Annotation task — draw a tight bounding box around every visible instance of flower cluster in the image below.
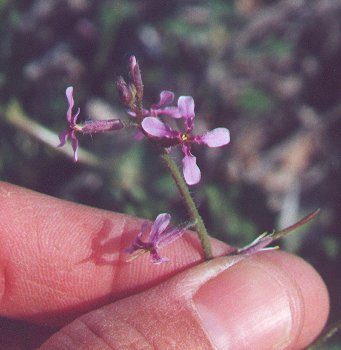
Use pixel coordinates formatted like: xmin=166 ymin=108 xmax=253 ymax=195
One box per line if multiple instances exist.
xmin=58 ymin=56 xmax=231 ymax=264
xmin=58 ymin=87 xmax=124 ymax=161
xmin=125 ymin=213 xmax=189 ymax=264
xmin=115 ymin=56 xmax=230 ymax=185
xmin=141 ymin=95 xmax=230 ymax=185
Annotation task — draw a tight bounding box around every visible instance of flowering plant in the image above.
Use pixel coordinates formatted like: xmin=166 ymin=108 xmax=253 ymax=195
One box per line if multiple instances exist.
xmin=58 ymin=56 xmax=319 ymax=264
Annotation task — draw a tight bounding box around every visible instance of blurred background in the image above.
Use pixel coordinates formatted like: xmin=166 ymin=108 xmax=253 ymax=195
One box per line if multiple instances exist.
xmin=0 ymin=0 xmax=341 ymax=347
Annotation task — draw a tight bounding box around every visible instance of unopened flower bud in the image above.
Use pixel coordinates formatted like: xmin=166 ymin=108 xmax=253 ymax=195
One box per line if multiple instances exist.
xmin=129 ymin=55 xmax=143 ymax=99
xmin=116 ymin=76 xmax=134 ymax=107
xmin=80 ymin=119 xmax=124 ymax=134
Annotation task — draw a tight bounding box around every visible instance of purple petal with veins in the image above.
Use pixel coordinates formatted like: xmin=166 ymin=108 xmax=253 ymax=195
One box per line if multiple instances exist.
xmin=157 ymin=91 xmax=175 ymax=107
xmin=142 ymin=117 xmax=177 ymax=138
xmin=58 ymin=130 xmax=70 ymax=147
xmin=65 ymin=87 xmax=74 ymax=123
xmin=199 ymin=127 xmax=230 ymax=147
xmin=71 ymin=132 xmax=79 ymax=162
xmin=149 ymin=213 xmax=171 ymax=242
xmin=134 ymin=130 xmax=145 ymax=140
xmin=178 ymin=96 xmax=195 ymax=121
xmin=157 ymin=225 xmax=186 ymax=248
xmin=157 ymin=107 xmax=182 ymax=119
xmin=73 ymin=108 xmax=80 ymax=124
xmin=182 ymin=154 xmax=201 ymax=185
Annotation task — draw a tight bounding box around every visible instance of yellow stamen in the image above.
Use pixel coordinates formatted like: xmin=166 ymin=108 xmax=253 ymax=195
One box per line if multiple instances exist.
xmin=181 ymin=133 xmax=188 ymax=142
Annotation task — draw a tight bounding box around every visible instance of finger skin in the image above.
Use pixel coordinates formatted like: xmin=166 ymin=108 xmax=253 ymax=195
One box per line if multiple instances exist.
xmin=0 ymin=182 xmax=329 ymax=349
xmin=0 ymin=182 xmax=230 ymax=325
xmin=40 ymin=252 xmax=329 ymax=350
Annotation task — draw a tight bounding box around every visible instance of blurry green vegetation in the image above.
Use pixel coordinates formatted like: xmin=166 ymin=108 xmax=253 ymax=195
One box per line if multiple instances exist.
xmin=323 ymin=237 xmax=340 ymax=260
xmin=245 ymin=36 xmax=293 ymax=59
xmin=237 ymin=86 xmax=275 ymax=114
xmin=94 ymin=1 xmax=136 ymax=73
xmin=204 ymin=184 xmax=257 ymax=244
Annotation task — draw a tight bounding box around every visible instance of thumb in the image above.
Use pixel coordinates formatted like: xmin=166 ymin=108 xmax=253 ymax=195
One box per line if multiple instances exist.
xmin=40 ymin=252 xmax=329 ymax=350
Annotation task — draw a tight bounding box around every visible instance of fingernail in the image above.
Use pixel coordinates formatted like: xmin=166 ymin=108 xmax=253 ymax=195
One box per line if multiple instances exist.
xmin=193 ymin=258 xmax=302 ymax=349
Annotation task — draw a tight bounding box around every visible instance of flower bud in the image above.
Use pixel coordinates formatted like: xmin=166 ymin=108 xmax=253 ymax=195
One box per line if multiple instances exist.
xmin=80 ymin=119 xmax=124 ymax=134
xmin=116 ymin=76 xmax=134 ymax=107
xmin=129 ymin=55 xmax=143 ymax=99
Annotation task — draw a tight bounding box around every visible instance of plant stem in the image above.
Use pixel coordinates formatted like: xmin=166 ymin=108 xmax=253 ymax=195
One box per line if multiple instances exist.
xmin=161 ymin=151 xmax=213 ymax=259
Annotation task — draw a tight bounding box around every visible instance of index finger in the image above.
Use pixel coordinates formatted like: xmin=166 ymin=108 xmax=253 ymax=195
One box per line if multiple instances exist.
xmin=0 ymin=182 xmax=231 ymax=326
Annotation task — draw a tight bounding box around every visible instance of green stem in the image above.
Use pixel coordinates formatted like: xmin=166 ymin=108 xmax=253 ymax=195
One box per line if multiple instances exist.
xmin=161 ymin=151 xmax=213 ymax=259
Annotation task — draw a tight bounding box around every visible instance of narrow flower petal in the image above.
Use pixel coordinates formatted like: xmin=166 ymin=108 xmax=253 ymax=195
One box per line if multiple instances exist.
xmin=71 ymin=132 xmax=79 ymax=162
xmin=157 ymin=91 xmax=175 ymax=106
xmin=58 ymin=130 xmax=70 ymax=147
xmin=73 ymin=107 xmax=80 ymax=125
xmin=159 ymin=107 xmax=182 ymax=119
xmin=127 ymin=109 xmax=149 ymax=117
xmin=149 ymin=213 xmax=171 ymax=242
xmin=125 ymin=222 xmax=149 ymax=254
xmin=133 ymin=130 xmax=145 ymax=140
xmin=178 ymin=96 xmax=195 ymax=121
xmin=182 ymin=154 xmax=201 ymax=185
xmin=199 ymin=127 xmax=231 ymax=147
xmin=65 ymin=87 xmax=74 ymax=123
xmin=142 ymin=117 xmax=176 ymax=138
xmin=157 ymin=226 xmax=186 ymax=248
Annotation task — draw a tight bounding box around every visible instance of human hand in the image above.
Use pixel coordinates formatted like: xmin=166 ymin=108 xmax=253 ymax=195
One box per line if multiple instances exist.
xmin=0 ymin=182 xmax=329 ymax=349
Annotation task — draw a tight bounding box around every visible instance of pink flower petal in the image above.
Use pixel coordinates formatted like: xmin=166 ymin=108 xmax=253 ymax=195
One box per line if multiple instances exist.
xmin=73 ymin=108 xmax=80 ymax=125
xmin=58 ymin=130 xmax=70 ymax=147
xmin=142 ymin=117 xmax=175 ymax=138
xmin=133 ymin=130 xmax=145 ymax=140
xmin=158 ymin=226 xmax=186 ymax=248
xmin=157 ymin=91 xmax=175 ymax=106
xmin=199 ymin=128 xmax=230 ymax=147
xmin=161 ymin=107 xmax=182 ymax=119
xmin=178 ymin=96 xmax=195 ymax=121
xmin=65 ymin=87 xmax=74 ymax=124
xmin=71 ymin=132 xmax=79 ymax=162
xmin=125 ymin=222 xmax=149 ymax=254
xmin=182 ymin=154 xmax=201 ymax=185
xmin=150 ymin=213 xmax=171 ymax=241
xmin=128 ymin=109 xmax=150 ymax=117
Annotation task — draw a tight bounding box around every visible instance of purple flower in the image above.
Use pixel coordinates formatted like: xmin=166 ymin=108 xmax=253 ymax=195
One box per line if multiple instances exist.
xmin=58 ymin=87 xmax=124 ymax=161
xmin=141 ymin=96 xmax=230 ymax=185
xmin=125 ymin=213 xmax=188 ymax=264
xmin=128 ymin=90 xmax=181 ymax=119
